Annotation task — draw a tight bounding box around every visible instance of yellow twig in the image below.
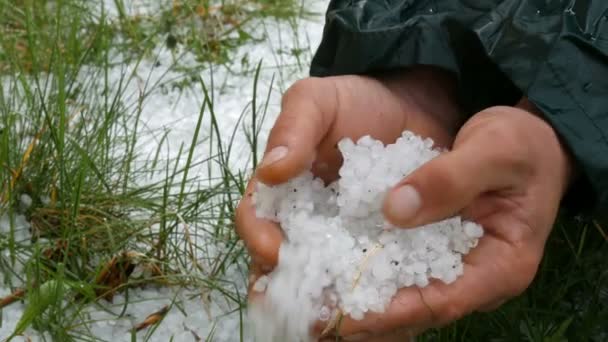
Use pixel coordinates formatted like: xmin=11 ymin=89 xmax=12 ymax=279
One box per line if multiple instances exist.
xmin=133 ymin=305 xmax=170 ymax=332
xmin=321 ymin=243 xmax=384 ymax=337
xmin=0 ymin=288 xmax=26 ymax=309
xmin=2 ymin=110 xmax=81 ymax=204
xmin=1 ymin=129 xmax=43 ymax=204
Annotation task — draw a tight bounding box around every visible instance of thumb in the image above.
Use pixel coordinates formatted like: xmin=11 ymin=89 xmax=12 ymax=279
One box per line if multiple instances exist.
xmin=255 ymin=78 xmax=337 ymax=185
xmin=382 ymin=134 xmax=523 ymax=228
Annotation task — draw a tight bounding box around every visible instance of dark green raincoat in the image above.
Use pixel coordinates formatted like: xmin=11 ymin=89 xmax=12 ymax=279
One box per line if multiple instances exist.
xmin=309 ymin=0 xmax=608 ymax=213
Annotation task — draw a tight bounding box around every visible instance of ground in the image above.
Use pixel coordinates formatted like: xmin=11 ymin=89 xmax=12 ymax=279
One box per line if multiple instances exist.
xmin=0 ymin=1 xmax=606 ymax=341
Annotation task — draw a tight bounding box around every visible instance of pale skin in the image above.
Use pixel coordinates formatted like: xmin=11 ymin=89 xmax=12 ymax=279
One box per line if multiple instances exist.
xmin=235 ymin=66 xmax=575 ymax=341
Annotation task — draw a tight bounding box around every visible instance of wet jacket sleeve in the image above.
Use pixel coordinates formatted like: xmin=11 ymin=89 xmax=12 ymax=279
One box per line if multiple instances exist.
xmin=309 ymin=0 xmax=608 ymax=213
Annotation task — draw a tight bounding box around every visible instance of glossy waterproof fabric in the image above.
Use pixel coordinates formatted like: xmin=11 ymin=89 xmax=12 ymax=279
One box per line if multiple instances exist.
xmin=309 ymin=0 xmax=608 ymax=213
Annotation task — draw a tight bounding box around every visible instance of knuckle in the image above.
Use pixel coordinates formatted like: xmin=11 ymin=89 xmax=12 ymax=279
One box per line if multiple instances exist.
xmin=421 ymin=161 xmax=468 ymax=200
xmin=486 ymin=120 xmax=528 ymax=165
xmin=282 ymin=77 xmax=319 ymax=104
xmin=268 ymin=112 xmax=296 ymax=138
xmin=272 ymin=77 xmax=332 ymax=145
xmin=478 ymin=120 xmax=533 ymax=179
xmin=483 ymin=122 xmax=519 ymax=153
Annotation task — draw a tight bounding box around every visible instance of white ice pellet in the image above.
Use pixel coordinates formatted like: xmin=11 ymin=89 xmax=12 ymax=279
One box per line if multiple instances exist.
xmin=318 ymin=306 xmax=331 ymax=321
xmin=19 ymin=194 xmax=33 ymax=209
xmin=464 ymin=221 xmax=484 ymax=238
xmin=414 ymin=274 xmax=430 ymax=287
xmin=374 ymin=263 xmax=392 ymax=280
xmin=248 ymin=131 xmax=484 ymax=342
xmin=253 ymin=275 xmax=270 ymax=293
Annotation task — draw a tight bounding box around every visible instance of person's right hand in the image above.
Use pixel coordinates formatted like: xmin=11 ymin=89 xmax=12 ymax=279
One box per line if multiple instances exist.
xmin=235 ymin=66 xmax=463 ymax=306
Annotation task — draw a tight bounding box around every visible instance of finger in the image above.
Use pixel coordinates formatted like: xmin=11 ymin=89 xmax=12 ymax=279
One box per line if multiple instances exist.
xmin=332 ymin=235 xmax=525 ymax=337
xmin=255 ymin=78 xmax=338 ymax=185
xmin=247 ymin=262 xmax=262 ymax=292
xmin=330 ymin=325 xmax=420 ymax=342
xmin=382 ymin=128 xmax=529 ymax=228
xmin=235 ymin=179 xmax=283 ymax=267
xmin=320 ymin=328 xmax=417 ymax=342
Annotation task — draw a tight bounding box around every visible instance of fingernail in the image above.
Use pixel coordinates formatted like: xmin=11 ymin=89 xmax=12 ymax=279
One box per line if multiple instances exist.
xmin=386 ymin=185 xmax=422 ymax=223
xmin=259 ymin=146 xmax=288 ymax=168
xmin=344 ymin=332 xmax=372 ymax=341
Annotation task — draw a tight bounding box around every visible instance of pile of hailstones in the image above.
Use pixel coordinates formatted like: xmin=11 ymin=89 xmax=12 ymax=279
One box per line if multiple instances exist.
xmin=248 ymin=131 xmax=484 ymax=341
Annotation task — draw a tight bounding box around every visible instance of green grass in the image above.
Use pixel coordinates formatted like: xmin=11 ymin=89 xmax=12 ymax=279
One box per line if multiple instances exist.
xmin=0 ymin=0 xmax=606 ymax=341
xmin=0 ymin=0 xmax=309 ymax=340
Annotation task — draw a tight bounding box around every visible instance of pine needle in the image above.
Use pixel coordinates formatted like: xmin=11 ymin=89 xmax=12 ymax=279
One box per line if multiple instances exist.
xmin=133 ymin=305 xmax=170 ymax=332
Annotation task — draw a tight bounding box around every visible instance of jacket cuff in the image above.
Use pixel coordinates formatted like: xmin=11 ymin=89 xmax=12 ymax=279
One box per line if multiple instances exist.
xmin=309 ymin=8 xmax=522 ymax=116
xmin=309 ymin=13 xmax=459 ymax=76
xmin=527 ymin=36 xmax=608 ymax=214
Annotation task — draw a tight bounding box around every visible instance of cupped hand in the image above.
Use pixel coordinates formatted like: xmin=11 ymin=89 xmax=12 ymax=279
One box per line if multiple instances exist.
xmin=235 ymin=66 xmax=462 ymax=294
xmin=320 ymin=100 xmax=574 ymax=341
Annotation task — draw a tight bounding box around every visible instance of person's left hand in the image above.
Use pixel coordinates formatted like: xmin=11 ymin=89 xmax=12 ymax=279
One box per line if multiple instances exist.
xmin=320 ymin=100 xmax=575 ymax=341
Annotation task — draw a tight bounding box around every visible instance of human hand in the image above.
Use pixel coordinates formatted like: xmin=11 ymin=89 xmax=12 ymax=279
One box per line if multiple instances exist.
xmin=320 ymin=101 xmax=575 ymax=341
xmin=235 ymin=66 xmax=463 ymax=299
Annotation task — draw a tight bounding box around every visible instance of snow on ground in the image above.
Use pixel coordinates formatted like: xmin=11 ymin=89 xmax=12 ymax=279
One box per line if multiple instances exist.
xmin=0 ymin=0 xmax=326 ymax=340
xmin=98 ymin=0 xmax=327 ymax=178
xmin=0 ymin=215 xmax=33 ymax=340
